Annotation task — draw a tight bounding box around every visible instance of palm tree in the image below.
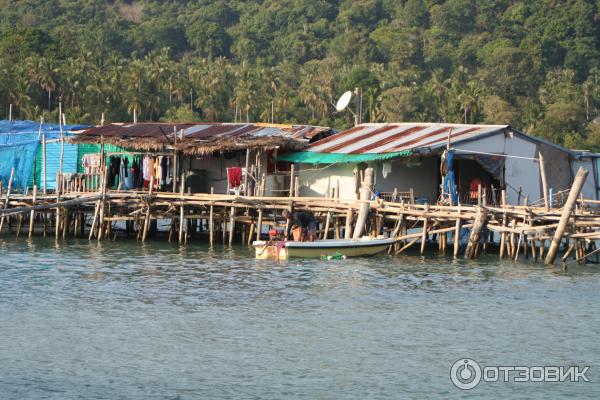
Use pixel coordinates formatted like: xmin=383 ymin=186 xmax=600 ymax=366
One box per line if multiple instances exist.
xmin=458 ymin=80 xmax=483 ymax=124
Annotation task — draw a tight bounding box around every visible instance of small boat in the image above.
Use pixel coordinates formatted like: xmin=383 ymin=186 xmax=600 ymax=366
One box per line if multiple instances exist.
xmin=253 ymin=236 xmax=396 ymax=260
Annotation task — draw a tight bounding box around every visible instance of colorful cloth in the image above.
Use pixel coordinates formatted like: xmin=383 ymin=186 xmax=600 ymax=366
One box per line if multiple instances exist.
xmin=227 ymin=167 xmax=242 ymax=188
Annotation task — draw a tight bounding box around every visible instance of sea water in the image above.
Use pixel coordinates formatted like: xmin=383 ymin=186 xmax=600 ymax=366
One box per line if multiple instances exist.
xmin=0 ymin=238 xmax=599 ymax=399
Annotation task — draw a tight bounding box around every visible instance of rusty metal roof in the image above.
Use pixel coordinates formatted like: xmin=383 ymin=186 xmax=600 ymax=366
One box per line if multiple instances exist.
xmin=306 ymin=123 xmax=510 ymax=154
xmin=71 ymin=122 xmax=332 ymax=152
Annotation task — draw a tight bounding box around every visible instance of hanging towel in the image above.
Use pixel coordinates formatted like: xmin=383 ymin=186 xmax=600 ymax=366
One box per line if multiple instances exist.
xmin=382 ymin=162 xmax=392 ymax=179
xmin=227 ymin=167 xmax=242 ymax=188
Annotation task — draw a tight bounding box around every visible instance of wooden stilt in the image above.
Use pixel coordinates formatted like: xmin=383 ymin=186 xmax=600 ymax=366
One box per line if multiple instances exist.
xmin=420 ymin=205 xmax=429 ymax=255
xmin=28 ymin=185 xmax=37 ymax=239
xmin=179 ymin=173 xmax=185 ymax=244
xmin=344 ymin=208 xmax=353 ymax=239
xmin=453 ymin=205 xmax=462 ymax=258
xmin=353 ymin=167 xmax=373 ymax=239
xmin=256 ymin=208 xmax=263 ymax=242
xmin=0 ymin=168 xmax=14 ymax=233
xmin=209 ymin=187 xmax=214 ymax=246
xmin=228 ymin=207 xmax=235 ymax=246
xmin=546 ymin=168 xmax=589 ymax=265
xmin=465 ymin=208 xmax=487 ymax=259
xmin=323 ymin=211 xmax=331 ymax=239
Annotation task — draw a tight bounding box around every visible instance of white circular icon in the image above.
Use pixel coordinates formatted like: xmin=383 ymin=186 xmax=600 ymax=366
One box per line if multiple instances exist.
xmin=451 ymin=358 xmax=482 ymax=390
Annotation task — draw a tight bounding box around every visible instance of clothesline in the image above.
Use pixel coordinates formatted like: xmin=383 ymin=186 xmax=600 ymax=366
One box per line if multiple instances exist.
xmin=106 ymin=151 xmax=172 ymax=157
xmin=452 ymin=147 xmax=540 ymax=161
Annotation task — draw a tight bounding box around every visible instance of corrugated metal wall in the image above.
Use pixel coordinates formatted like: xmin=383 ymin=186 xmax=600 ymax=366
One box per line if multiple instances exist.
xmin=29 ymin=142 xmax=78 ymax=190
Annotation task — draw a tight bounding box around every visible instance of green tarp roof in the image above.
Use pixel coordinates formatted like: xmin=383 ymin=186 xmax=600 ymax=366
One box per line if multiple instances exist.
xmin=277 ymin=150 xmax=413 ymax=164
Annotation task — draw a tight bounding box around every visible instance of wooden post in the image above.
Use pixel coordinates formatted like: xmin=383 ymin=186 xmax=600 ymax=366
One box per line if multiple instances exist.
xmin=453 ymin=204 xmax=462 ymax=258
xmin=421 ymin=217 xmax=429 ymax=255
xmin=289 ymin=164 xmax=295 ymax=197
xmin=59 ymin=109 xmax=64 ymax=180
xmin=0 ymin=168 xmax=14 ymax=233
xmin=142 ymin=175 xmax=154 ymax=242
xmin=465 ymin=208 xmax=487 ymax=259
xmin=209 ymin=187 xmax=214 ymax=246
xmin=42 ymin=132 xmax=47 ymax=194
xmin=353 ymin=167 xmax=373 ymax=239
xmin=247 ymin=220 xmax=255 ymax=245
xmin=89 ymin=201 xmax=100 ymax=240
xmin=256 ymin=208 xmax=263 ymax=241
xmin=228 ymin=206 xmax=236 ymax=245
xmin=55 ymin=172 xmax=61 ymax=240
xmin=244 ymin=148 xmax=250 ymax=196
xmin=344 ymin=208 xmax=353 ymax=239
xmin=97 ymin=166 xmax=109 ymax=242
xmin=179 ymin=173 xmax=185 ymax=244
xmin=538 ymin=152 xmax=549 ymax=210
xmin=323 ymin=211 xmax=331 ymax=239
xmin=28 ymin=185 xmax=37 ymax=238
xmin=172 ymin=127 xmax=178 ymax=193
xmin=545 ymin=167 xmax=589 ymax=265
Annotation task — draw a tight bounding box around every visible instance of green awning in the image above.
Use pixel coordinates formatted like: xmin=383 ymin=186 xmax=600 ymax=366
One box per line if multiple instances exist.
xmin=277 ymin=150 xmax=413 ymax=164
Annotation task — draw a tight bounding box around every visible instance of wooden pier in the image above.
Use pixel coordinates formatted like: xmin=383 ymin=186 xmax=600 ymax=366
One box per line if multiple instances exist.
xmin=1 ymin=167 xmax=600 ymax=265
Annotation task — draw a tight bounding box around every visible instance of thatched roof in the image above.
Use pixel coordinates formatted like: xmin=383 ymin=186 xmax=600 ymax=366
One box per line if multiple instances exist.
xmin=70 ymin=122 xmax=332 ymax=154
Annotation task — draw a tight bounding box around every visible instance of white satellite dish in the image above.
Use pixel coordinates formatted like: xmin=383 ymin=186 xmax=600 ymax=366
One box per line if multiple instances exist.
xmin=335 ymin=91 xmax=353 ymax=112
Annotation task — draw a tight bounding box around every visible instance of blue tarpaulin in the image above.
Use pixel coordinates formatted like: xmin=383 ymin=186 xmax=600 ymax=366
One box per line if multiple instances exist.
xmin=0 ymin=120 xmax=87 ymax=192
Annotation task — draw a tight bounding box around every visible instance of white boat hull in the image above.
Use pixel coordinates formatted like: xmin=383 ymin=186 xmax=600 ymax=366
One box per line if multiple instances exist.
xmin=253 ymin=237 xmax=396 ymax=260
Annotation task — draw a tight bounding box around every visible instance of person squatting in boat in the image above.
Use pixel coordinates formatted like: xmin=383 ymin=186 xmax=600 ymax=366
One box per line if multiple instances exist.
xmin=282 ymin=209 xmax=317 ymax=242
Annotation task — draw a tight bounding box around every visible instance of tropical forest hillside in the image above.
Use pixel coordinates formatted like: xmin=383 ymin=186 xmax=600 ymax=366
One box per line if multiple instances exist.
xmin=1 ymin=0 xmax=600 ymax=149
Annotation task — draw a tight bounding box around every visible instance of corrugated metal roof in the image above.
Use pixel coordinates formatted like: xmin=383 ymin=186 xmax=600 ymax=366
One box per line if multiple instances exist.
xmin=181 ymin=123 xmax=329 ymax=140
xmin=71 ymin=122 xmax=332 ymax=153
xmin=306 ymin=123 xmax=509 ymax=154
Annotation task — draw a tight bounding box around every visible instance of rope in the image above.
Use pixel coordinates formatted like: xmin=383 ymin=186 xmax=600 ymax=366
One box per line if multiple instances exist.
xmin=452 ymin=147 xmax=539 ymax=161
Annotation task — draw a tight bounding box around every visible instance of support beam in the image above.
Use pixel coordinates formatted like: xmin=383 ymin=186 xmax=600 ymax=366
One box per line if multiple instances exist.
xmin=545 ymin=167 xmax=589 ymax=265
xmin=353 ymin=167 xmax=373 ymax=239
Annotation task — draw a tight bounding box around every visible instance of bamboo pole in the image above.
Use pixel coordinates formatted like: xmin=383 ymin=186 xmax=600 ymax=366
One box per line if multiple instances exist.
xmin=28 ymin=185 xmax=37 ymax=238
xmin=55 ymin=172 xmax=61 ymax=240
xmin=256 ymin=208 xmax=263 ymax=242
xmin=142 ymin=175 xmax=154 ymax=242
xmin=209 ymin=187 xmax=214 ymax=246
xmin=454 ymin=204 xmax=461 ymax=258
xmin=59 ymin=109 xmax=64 ymax=181
xmin=420 ymin=204 xmax=429 ymax=255
xmin=538 ymin=152 xmax=549 ymax=209
xmin=96 ymin=166 xmax=109 ymax=241
xmin=247 ymin=220 xmax=255 ymax=245
xmin=244 ymin=149 xmax=250 ymax=196
xmin=228 ymin=206 xmax=236 ymax=246
xmin=179 ymin=173 xmax=185 ymax=244
xmin=289 ymin=164 xmax=295 ymax=197
xmin=0 ymin=168 xmax=14 ymax=233
xmin=545 ymin=167 xmax=589 ymax=265
xmin=42 ymin=132 xmax=47 ymax=194
xmin=323 ymin=211 xmax=331 ymax=239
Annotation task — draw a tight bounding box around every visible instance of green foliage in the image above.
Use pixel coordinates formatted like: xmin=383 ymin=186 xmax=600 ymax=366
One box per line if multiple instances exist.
xmin=0 ymin=0 xmax=598 ymax=148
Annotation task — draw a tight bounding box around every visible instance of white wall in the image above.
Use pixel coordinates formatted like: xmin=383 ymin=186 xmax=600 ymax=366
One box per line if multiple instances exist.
xmin=298 ymin=157 xmax=439 ymax=201
xmin=297 ymin=132 xmax=573 ymax=205
xmin=454 ymin=133 xmax=541 ymax=204
xmin=373 ymin=157 xmax=439 ymax=202
xmin=298 ymin=164 xmax=356 ymax=199
xmin=572 ymin=159 xmax=597 ymax=200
